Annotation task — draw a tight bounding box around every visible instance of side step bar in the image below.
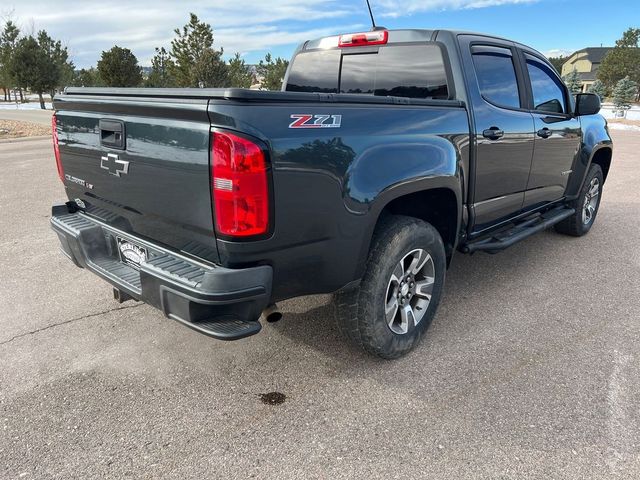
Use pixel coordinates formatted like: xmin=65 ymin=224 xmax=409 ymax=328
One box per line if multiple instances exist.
xmin=463 ymin=206 xmax=575 ymax=254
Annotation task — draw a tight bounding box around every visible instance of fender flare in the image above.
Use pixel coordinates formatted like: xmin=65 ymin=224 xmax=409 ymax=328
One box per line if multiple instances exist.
xmin=351 ymin=175 xmax=463 ymax=279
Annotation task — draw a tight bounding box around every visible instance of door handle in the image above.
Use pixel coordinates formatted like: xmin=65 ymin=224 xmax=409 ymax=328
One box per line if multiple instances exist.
xmin=482 ymin=127 xmax=504 ymax=140
xmin=99 ymin=119 xmax=125 ymax=149
xmin=537 ymin=128 xmax=553 ymax=139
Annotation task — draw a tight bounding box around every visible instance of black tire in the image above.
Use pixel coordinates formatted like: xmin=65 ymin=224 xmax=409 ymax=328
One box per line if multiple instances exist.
xmin=555 ymin=164 xmax=604 ymax=237
xmin=335 ymin=215 xmax=446 ymax=359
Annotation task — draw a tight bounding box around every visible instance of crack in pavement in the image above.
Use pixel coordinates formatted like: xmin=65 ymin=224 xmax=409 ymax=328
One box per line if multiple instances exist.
xmin=0 ymin=303 xmax=144 ymax=347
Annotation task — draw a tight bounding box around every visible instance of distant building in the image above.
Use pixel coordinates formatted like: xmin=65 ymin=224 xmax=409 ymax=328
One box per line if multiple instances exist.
xmin=561 ymin=47 xmax=613 ymax=92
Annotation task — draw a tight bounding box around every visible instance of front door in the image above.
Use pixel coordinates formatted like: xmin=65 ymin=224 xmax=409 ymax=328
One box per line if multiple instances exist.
xmin=521 ymin=52 xmax=582 ymax=210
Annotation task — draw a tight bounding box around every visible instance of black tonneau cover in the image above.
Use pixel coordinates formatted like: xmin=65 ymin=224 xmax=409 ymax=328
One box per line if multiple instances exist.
xmin=62 ymin=87 xmax=464 ymax=108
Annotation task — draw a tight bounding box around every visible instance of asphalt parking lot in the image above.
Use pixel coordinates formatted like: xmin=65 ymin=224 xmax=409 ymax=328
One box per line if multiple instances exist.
xmin=1 ymin=131 xmax=639 ymax=479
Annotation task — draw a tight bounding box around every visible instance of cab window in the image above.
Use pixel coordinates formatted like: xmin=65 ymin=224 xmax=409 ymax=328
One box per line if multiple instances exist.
xmin=471 ymin=45 xmax=521 ymax=109
xmin=525 ymin=54 xmax=567 ymax=114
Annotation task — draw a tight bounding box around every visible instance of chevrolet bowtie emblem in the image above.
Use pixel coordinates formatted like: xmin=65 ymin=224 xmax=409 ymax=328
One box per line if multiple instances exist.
xmin=100 ymin=153 xmax=130 ymax=177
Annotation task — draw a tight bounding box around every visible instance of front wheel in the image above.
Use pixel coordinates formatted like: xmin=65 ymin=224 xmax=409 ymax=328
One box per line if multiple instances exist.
xmin=555 ymin=164 xmax=604 ymax=237
xmin=335 ymin=216 xmax=446 ymax=359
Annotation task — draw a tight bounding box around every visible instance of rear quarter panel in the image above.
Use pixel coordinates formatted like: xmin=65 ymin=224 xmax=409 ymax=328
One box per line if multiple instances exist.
xmin=210 ymin=101 xmax=470 ymax=301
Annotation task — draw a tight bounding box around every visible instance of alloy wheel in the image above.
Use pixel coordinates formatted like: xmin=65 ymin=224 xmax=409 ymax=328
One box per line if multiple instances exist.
xmin=582 ymin=177 xmax=600 ymax=225
xmin=384 ymin=249 xmax=435 ymax=335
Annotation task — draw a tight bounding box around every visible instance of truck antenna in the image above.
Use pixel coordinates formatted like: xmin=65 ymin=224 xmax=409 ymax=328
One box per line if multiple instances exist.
xmin=365 ymin=0 xmax=386 ymax=31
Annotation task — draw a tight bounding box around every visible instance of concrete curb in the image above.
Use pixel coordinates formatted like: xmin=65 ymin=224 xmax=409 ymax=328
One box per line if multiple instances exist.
xmin=0 ymin=135 xmax=51 ymax=144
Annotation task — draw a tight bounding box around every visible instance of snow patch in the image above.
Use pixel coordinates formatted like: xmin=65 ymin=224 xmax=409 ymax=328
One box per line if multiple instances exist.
xmin=607 ymin=123 xmax=640 ymax=132
xmin=0 ymin=102 xmax=53 ymax=110
xmin=600 ymin=104 xmax=640 ymax=121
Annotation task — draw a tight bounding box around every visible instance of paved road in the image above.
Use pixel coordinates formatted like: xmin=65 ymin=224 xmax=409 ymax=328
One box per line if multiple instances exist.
xmin=1 ymin=133 xmax=639 ymax=479
xmin=0 ymin=108 xmax=53 ymax=125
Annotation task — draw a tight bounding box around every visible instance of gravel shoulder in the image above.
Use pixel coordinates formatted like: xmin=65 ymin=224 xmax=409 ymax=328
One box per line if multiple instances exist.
xmin=0 ymin=119 xmax=51 ymax=139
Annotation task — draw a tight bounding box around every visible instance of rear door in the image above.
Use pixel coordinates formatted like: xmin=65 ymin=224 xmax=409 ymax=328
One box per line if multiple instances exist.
xmin=458 ymin=36 xmax=535 ymax=232
xmin=519 ymin=50 xmax=582 ymax=210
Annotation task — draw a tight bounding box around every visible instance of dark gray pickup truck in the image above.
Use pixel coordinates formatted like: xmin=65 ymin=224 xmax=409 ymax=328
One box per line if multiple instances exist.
xmin=51 ymin=29 xmax=612 ymax=358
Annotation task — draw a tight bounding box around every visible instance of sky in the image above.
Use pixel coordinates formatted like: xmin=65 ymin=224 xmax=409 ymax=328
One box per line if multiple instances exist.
xmin=1 ymin=0 xmax=636 ymax=68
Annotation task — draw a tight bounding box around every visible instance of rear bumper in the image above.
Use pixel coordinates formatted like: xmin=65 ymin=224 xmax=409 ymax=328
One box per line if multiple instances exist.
xmin=50 ymin=204 xmax=272 ymax=340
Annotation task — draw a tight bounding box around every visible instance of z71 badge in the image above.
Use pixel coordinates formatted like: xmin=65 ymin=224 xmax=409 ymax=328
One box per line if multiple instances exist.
xmin=289 ymin=114 xmax=342 ymax=129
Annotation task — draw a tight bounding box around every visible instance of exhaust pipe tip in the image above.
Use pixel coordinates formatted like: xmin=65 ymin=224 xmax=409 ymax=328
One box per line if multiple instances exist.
xmin=113 ymin=288 xmax=134 ymax=304
xmin=263 ymin=304 xmax=283 ymax=323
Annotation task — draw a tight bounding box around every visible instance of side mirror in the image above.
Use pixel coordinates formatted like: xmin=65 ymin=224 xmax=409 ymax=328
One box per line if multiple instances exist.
xmin=575 ymin=93 xmax=601 ymax=116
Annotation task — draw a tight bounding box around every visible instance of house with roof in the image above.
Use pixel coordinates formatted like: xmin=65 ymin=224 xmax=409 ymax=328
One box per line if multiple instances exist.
xmin=561 ymin=47 xmax=613 ymax=92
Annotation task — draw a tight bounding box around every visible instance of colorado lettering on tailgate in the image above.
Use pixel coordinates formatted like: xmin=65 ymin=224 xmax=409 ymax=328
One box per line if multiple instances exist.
xmin=289 ymin=114 xmax=342 ymax=129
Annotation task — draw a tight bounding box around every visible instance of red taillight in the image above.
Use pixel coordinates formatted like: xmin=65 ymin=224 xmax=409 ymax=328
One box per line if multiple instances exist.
xmin=51 ymin=113 xmax=63 ymax=182
xmin=339 ymin=30 xmax=388 ymax=47
xmin=211 ymin=131 xmax=269 ymax=237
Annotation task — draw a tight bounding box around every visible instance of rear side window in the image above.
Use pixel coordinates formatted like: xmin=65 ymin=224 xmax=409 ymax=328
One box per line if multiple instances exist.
xmin=286 ymin=44 xmax=449 ymax=99
xmin=472 ymin=46 xmax=521 ymax=109
xmin=525 ymin=54 xmax=567 ymax=114
xmin=286 ymin=50 xmax=340 ymax=93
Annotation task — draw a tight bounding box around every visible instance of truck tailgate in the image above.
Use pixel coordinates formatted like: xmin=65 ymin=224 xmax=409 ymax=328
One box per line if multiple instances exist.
xmin=53 ymin=93 xmax=218 ymax=263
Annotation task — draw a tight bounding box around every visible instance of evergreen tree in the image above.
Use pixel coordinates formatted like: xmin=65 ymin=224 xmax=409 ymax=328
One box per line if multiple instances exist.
xmin=547 ymin=55 xmax=566 ymax=73
xmin=146 ymin=47 xmax=174 ymax=87
xmin=12 ymin=36 xmax=51 ymax=108
xmin=36 ymin=30 xmax=74 ymax=98
xmin=597 ymin=27 xmax=640 ymax=90
xmin=563 ymin=68 xmax=582 ymax=94
xmin=0 ymin=20 xmax=20 ymax=102
xmin=168 ymin=13 xmax=227 ymax=87
xmin=612 ymin=76 xmax=638 ymax=113
xmin=589 ymin=80 xmax=607 ymax=100
xmin=71 ymin=68 xmax=102 ymax=87
xmin=257 ymin=53 xmax=289 ymax=91
xmin=192 ymin=47 xmax=228 ymax=87
xmin=227 ymin=53 xmax=252 ymax=88
xmin=97 ymin=46 xmax=142 ymax=87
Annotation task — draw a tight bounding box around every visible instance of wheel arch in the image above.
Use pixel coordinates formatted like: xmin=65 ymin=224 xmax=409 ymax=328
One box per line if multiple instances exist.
xmin=354 ymin=183 xmax=462 ymax=278
xmin=380 ymin=188 xmax=459 ymax=258
xmin=590 ymin=145 xmax=612 ymax=183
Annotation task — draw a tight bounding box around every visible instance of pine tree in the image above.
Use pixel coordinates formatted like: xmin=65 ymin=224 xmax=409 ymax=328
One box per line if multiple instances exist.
xmin=597 ymin=27 xmax=640 ymax=89
xmin=547 ymin=55 xmax=566 ymax=73
xmin=612 ymin=76 xmax=638 ymax=113
xmin=192 ymin=48 xmax=228 ymax=87
xmin=71 ymin=68 xmax=102 ymax=87
xmin=97 ymin=46 xmax=142 ymax=87
xmin=0 ymin=21 xmax=20 ymax=102
xmin=589 ymin=80 xmax=607 ymax=101
xmin=227 ymin=53 xmax=252 ymax=88
xmin=563 ymin=68 xmax=582 ymax=94
xmin=168 ymin=13 xmax=227 ymax=88
xmin=37 ymin=30 xmax=74 ymax=99
xmin=257 ymin=54 xmax=289 ymax=91
xmin=12 ymin=34 xmax=64 ymax=109
xmin=146 ymin=47 xmax=174 ymax=87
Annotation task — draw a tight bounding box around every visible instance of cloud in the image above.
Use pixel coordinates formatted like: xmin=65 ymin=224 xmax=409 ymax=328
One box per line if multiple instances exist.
xmin=3 ymin=0 xmax=362 ymax=66
xmin=2 ymin=0 xmax=541 ymax=67
xmin=374 ymin=0 xmax=538 ymax=17
xmin=544 ymin=48 xmax=574 ymax=58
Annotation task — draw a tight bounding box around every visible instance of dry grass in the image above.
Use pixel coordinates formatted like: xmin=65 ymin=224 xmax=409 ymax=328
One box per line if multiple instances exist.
xmin=0 ymin=119 xmax=50 ymax=139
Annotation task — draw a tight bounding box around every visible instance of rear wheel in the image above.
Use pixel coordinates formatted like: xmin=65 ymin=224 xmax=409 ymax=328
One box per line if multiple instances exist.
xmin=335 ymin=216 xmax=446 ymax=359
xmin=555 ymin=164 xmax=603 ymax=236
